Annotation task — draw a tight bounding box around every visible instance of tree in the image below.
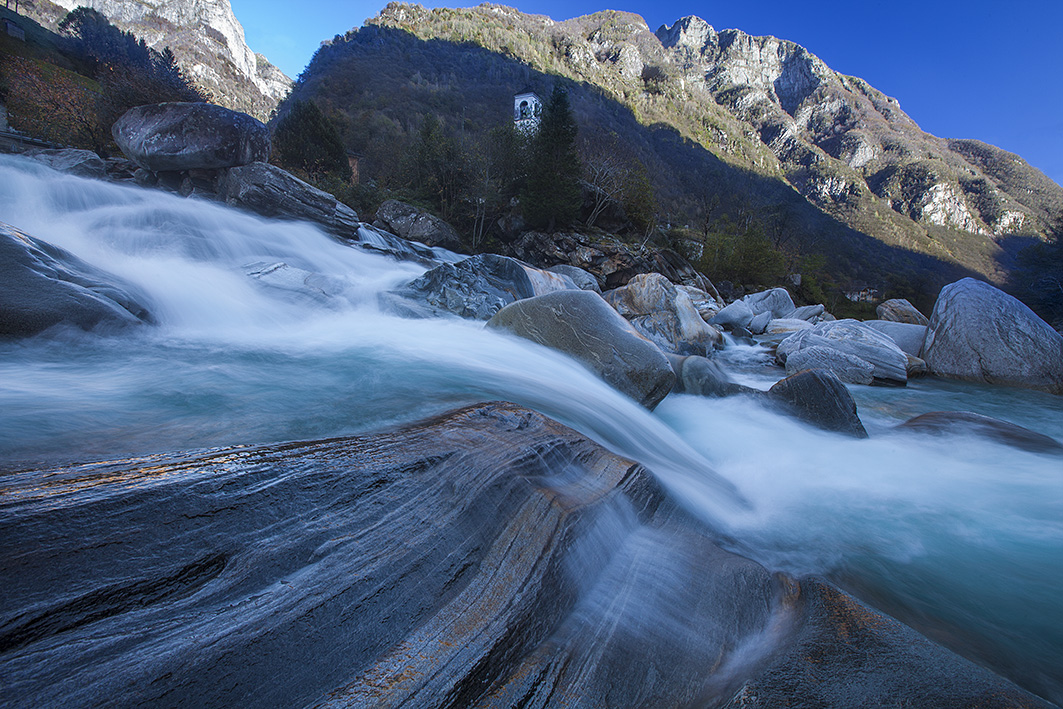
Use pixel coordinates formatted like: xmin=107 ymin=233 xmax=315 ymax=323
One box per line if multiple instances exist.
xmin=521 ymin=85 xmax=581 ymax=231
xmin=402 ymin=113 xmax=470 ymax=220
xmin=273 ymin=99 xmax=352 ymax=182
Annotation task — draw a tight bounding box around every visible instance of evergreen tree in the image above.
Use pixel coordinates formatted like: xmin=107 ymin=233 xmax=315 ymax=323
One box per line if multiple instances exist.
xmin=403 ymin=113 xmax=470 ymax=220
xmin=521 ymin=86 xmax=581 ymax=231
xmin=273 ymin=99 xmax=352 ymax=182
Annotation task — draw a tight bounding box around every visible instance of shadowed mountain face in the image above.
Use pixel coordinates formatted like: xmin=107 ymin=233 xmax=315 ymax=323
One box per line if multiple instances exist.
xmin=21 ymin=0 xmax=290 ymax=121
xmin=290 ymin=3 xmax=1061 ymax=290
xmin=0 ymin=403 xmax=1052 ymax=707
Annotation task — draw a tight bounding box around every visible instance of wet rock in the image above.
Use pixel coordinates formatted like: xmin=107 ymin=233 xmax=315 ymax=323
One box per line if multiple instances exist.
xmin=666 ymin=353 xmax=757 ymax=397
xmin=766 ymin=368 xmax=869 ymax=437
xmin=922 ymin=278 xmax=1063 ymax=394
xmin=784 ymin=345 xmax=875 ymax=385
xmin=487 ymin=290 xmax=674 ymax=408
xmin=863 ymin=320 xmax=927 ymax=357
xmin=24 ymin=148 xmax=105 ymax=178
xmin=373 ymin=199 xmax=463 ymax=250
xmin=549 ymin=264 xmax=602 ymax=293
xmin=776 ymin=319 xmax=909 ymax=386
xmin=244 ymin=262 xmax=352 ymax=306
xmin=877 ymin=297 xmax=929 ymax=325
xmin=217 ymin=162 xmax=359 ymax=237
xmin=710 ymin=299 xmax=755 ymax=330
xmin=906 ymin=354 xmax=929 ymax=377
xmin=388 ymin=254 xmax=576 ymax=320
xmin=790 ymin=303 xmax=825 ymax=322
xmin=350 ymin=224 xmax=451 ymax=265
xmin=743 ymin=287 xmax=796 ymax=318
xmin=749 ymin=310 xmax=772 ymax=335
xmin=112 ymin=102 xmax=270 ymax=172
xmin=676 ymin=284 xmax=722 ymax=321
xmin=896 ymin=411 xmax=1063 ymax=455
xmin=0 ymin=403 xmax=1048 ymax=708
xmin=603 ymin=273 xmax=722 ymax=356
xmin=0 ymin=222 xmax=153 ymax=337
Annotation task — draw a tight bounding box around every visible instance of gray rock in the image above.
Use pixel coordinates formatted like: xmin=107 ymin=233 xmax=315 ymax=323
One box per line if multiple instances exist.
xmin=766 ymin=368 xmax=869 ymax=437
xmin=877 ymin=298 xmax=929 ymax=325
xmin=895 ymin=411 xmax=1063 ymax=455
xmin=676 ymin=284 xmax=721 ymax=321
xmin=790 ymin=303 xmax=825 ymax=322
xmin=922 ymin=278 xmax=1063 ymax=394
xmin=390 ymin=254 xmax=576 ymax=321
xmin=244 ymin=262 xmax=352 ymax=306
xmin=548 ymin=264 xmax=602 ymax=293
xmin=784 ymin=345 xmax=875 ymax=385
xmin=755 ymin=317 xmax=812 ymax=346
xmin=776 ymin=319 xmax=909 ymax=385
xmin=373 ymin=199 xmax=464 ymax=251
xmin=352 ymin=224 xmax=446 ymax=265
xmin=25 ymin=149 xmax=105 ymax=178
xmin=743 ymin=287 xmax=796 ymax=318
xmin=218 ymin=162 xmax=359 ymax=237
xmin=749 ymin=310 xmax=772 ymax=335
xmin=666 ymin=353 xmax=757 ymax=397
xmin=864 ymin=320 xmax=927 ymax=357
xmin=112 ymin=102 xmax=270 ymax=172
xmin=907 ymin=354 xmax=929 ymax=377
xmin=604 ymin=273 xmax=721 ymax=356
xmin=709 ymin=299 xmax=754 ymax=330
xmin=0 ymin=222 xmax=153 ymax=337
xmin=487 ymin=290 xmax=674 ymax=408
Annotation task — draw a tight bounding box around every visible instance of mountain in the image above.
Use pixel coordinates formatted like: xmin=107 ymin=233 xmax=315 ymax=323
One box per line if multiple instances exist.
xmin=22 ymin=0 xmax=291 ymax=121
xmin=285 ymin=3 xmax=1062 ymax=298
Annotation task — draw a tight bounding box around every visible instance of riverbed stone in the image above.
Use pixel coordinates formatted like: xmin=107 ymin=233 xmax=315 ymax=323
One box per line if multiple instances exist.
xmin=863 ymin=320 xmax=928 ymax=357
xmin=709 ymin=299 xmax=755 ymax=330
xmin=548 ymin=264 xmax=601 ymax=293
xmin=112 ymin=102 xmax=270 ymax=172
xmin=604 ymin=273 xmax=722 ymax=356
xmin=749 ymin=310 xmax=772 ymax=335
xmin=0 ymin=222 xmax=153 ymax=337
xmin=776 ymin=319 xmax=909 ymax=386
xmin=896 ymin=411 xmax=1063 ymax=455
xmin=784 ymin=345 xmax=875 ymax=385
xmin=921 ymin=278 xmax=1063 ymax=394
xmin=373 ymin=199 xmax=463 ymax=251
xmin=877 ymin=298 xmax=929 ymax=325
xmin=666 ymin=353 xmax=757 ymax=397
xmin=487 ymin=290 xmax=674 ymax=408
xmin=24 ymin=148 xmax=106 ymax=178
xmin=766 ymin=368 xmax=869 ymax=437
xmin=217 ymin=162 xmax=360 ymax=237
xmin=744 ymin=287 xmax=796 ymax=318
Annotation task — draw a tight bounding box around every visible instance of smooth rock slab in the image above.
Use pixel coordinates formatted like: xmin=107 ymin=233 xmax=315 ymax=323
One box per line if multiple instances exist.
xmin=0 ymin=222 xmax=153 ymax=337
xmin=922 ymin=278 xmax=1063 ymax=394
xmin=0 ymin=403 xmax=1046 ymax=708
xmin=113 ymin=102 xmax=270 ymax=172
xmin=487 ymin=290 xmax=674 ymax=409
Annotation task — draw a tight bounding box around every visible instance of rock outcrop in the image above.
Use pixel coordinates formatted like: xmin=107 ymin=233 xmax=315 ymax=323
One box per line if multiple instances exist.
xmin=113 ymin=103 xmax=271 ymax=172
xmin=373 ymin=199 xmax=464 ymax=251
xmin=877 ymin=298 xmax=929 ymax=325
xmin=0 ymin=403 xmax=1046 ymax=707
xmin=603 ymin=272 xmax=722 ymax=356
xmin=0 ymin=222 xmax=153 ymax=337
xmin=486 ymin=290 xmax=675 ymax=408
xmin=921 ymin=278 xmax=1063 ymax=394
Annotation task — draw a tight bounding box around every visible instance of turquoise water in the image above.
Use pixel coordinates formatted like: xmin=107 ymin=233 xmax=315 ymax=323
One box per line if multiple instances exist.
xmin=2 ymin=155 xmax=1061 ymax=703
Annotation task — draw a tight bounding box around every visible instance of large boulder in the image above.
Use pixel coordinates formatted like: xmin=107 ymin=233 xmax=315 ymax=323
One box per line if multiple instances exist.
xmin=112 ymin=103 xmax=270 ymax=172
xmin=776 ymin=319 xmax=909 ymax=386
xmin=24 ymin=149 xmax=106 ymax=178
xmin=877 ymin=298 xmax=929 ymax=325
xmin=487 ymin=290 xmax=674 ymax=408
xmin=217 ymin=162 xmax=359 ymax=237
xmin=921 ymin=278 xmax=1063 ymax=394
xmin=351 ymin=224 xmax=451 ymax=265
xmin=895 ymin=411 xmax=1063 ymax=455
xmin=766 ymin=368 xmax=869 ymax=438
xmin=373 ymin=199 xmax=463 ymax=251
xmin=386 ymin=254 xmax=576 ymax=320
xmin=743 ymin=287 xmax=796 ymax=318
xmin=548 ymin=264 xmax=601 ymax=293
xmin=784 ymin=345 xmax=875 ymax=385
xmin=0 ymin=222 xmax=153 ymax=337
xmin=863 ymin=320 xmax=928 ymax=357
xmin=603 ymin=273 xmax=721 ymax=356
xmin=1 ymin=403 xmax=1044 ymax=707
xmin=709 ymin=299 xmax=755 ymax=330
xmin=666 ymin=353 xmax=757 ymax=397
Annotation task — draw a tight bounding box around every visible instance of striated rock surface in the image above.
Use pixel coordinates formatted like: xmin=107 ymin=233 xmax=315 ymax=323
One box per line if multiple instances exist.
xmin=921 ymin=278 xmax=1063 ymax=394
xmin=743 ymin=287 xmax=796 ymax=319
xmin=487 ymin=290 xmax=674 ymax=408
xmin=603 ymin=272 xmax=721 ymax=356
xmin=113 ymin=103 xmax=271 ymax=172
xmin=666 ymin=353 xmax=756 ymax=397
xmin=0 ymin=222 xmax=153 ymax=337
xmin=863 ymin=320 xmax=927 ymax=357
xmin=877 ymin=298 xmax=929 ymax=325
xmin=776 ymin=319 xmax=909 ymax=385
xmin=217 ymin=162 xmax=359 ymax=237
xmin=784 ymin=345 xmax=875 ymax=386
xmin=1 ymin=403 xmax=1046 ymax=707
xmin=373 ymin=199 xmax=464 ymax=251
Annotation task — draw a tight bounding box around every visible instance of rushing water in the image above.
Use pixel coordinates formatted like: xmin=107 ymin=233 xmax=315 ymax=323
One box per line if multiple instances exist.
xmin=2 ymin=155 xmax=1062 ymax=703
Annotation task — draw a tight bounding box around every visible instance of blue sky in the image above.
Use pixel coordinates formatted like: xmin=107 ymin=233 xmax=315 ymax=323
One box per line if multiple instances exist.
xmin=231 ymin=0 xmax=1063 ymax=187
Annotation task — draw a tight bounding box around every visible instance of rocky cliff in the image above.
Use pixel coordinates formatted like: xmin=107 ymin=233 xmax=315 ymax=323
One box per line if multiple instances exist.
xmin=23 ymin=0 xmax=291 ymax=121
xmin=299 ymin=3 xmax=1060 ymax=288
